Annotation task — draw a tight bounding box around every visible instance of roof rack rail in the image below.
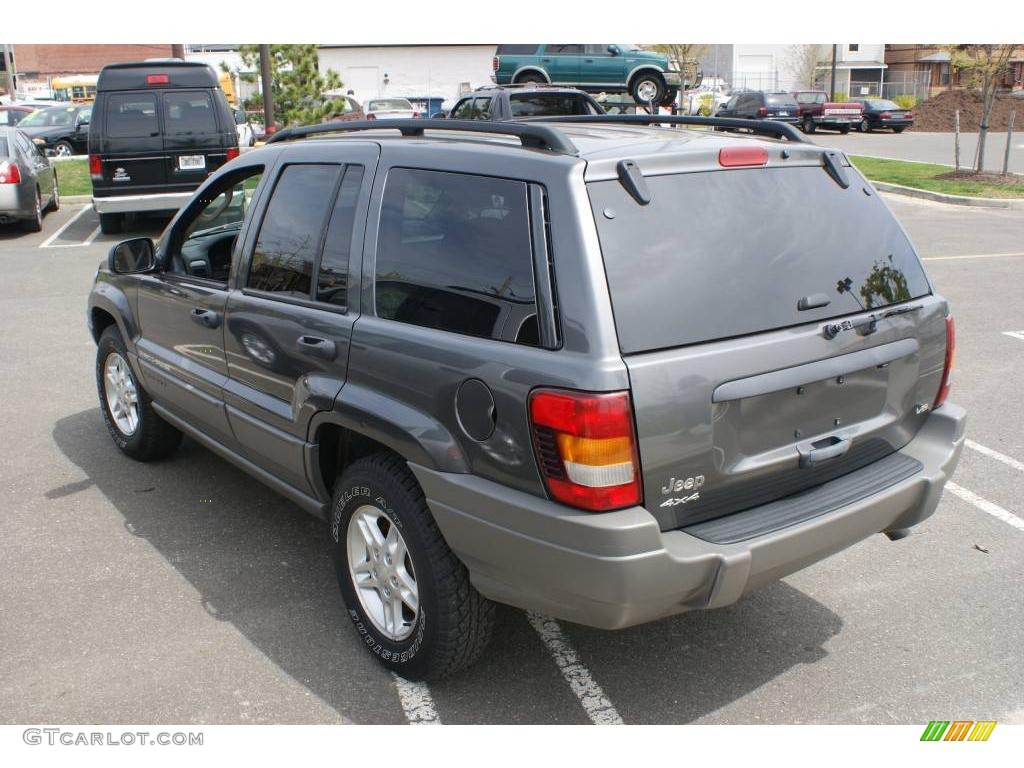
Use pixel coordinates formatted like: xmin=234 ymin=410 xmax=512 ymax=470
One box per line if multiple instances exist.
xmin=266 ymin=118 xmax=579 ymax=155
xmin=521 ymin=114 xmax=811 ymax=144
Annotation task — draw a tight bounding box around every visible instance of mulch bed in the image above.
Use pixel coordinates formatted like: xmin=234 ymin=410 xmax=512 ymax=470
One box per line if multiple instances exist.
xmin=910 ymin=90 xmax=1024 ymax=132
xmin=934 ymin=170 xmax=1024 ymax=185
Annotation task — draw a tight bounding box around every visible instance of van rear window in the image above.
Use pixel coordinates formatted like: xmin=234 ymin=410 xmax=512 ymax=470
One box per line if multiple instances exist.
xmin=105 ymin=93 xmax=158 ymax=138
xmin=588 ymin=166 xmax=931 ymax=354
xmin=164 ymin=92 xmax=218 ymax=135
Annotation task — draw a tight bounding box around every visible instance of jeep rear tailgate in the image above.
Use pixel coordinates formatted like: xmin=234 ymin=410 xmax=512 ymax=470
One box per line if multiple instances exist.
xmin=587 ymin=161 xmax=947 ymax=530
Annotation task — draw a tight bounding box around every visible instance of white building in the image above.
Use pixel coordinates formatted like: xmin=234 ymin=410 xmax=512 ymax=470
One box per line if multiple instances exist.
xmin=316 ymin=45 xmax=496 ymax=109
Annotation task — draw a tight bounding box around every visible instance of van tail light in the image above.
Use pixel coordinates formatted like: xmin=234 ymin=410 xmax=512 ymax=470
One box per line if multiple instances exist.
xmin=0 ymin=160 xmax=21 ymax=185
xmin=757 ymin=106 xmax=768 ymax=117
xmin=719 ymin=146 xmax=768 ymax=167
xmin=529 ymin=389 xmax=643 ymax=512
xmin=146 ymin=74 xmax=169 ymax=85
xmin=226 ymin=147 xmax=240 ymax=161
xmin=934 ymin=315 xmax=956 ymax=409
xmin=493 ymin=56 xmax=499 ymax=72
xmin=88 ymin=154 xmax=102 ymax=178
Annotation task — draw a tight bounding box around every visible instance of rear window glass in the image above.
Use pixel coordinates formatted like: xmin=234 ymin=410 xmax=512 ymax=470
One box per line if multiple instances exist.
xmin=588 ymin=166 xmax=931 ymax=353
xmin=497 ymin=45 xmax=540 ymax=55
xmin=105 ymin=93 xmax=158 ymax=138
xmin=795 ymin=92 xmax=826 ymax=104
xmin=766 ymin=94 xmax=797 ymax=106
xmin=164 ymin=91 xmax=218 ymax=135
xmin=509 ymin=94 xmax=597 ymax=117
xmin=869 ymin=100 xmax=901 ymax=110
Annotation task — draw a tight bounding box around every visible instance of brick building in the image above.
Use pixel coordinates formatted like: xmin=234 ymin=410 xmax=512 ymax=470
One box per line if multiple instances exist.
xmin=8 ymin=44 xmax=180 ymax=97
xmin=885 ymin=44 xmax=1024 ymax=98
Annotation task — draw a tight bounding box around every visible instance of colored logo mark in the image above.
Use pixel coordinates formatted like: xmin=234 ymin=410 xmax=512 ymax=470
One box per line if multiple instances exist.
xmin=920 ymin=720 xmax=997 ymax=741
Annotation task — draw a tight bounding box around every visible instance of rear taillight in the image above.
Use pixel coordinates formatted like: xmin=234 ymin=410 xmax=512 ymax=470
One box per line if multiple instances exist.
xmin=529 ymin=389 xmax=642 ymax=512
xmin=905 ymin=112 xmax=914 ymax=119
xmin=226 ymin=147 xmax=240 ymax=161
xmin=0 ymin=160 xmax=21 ymax=184
xmin=719 ymin=146 xmax=768 ymax=167
xmin=88 ymin=154 xmax=102 ymax=177
xmin=934 ymin=316 xmax=956 ymax=409
xmin=880 ymin=111 xmax=892 ymax=119
xmin=493 ymin=56 xmax=499 ymax=72
xmin=757 ymin=106 xmax=768 ymax=117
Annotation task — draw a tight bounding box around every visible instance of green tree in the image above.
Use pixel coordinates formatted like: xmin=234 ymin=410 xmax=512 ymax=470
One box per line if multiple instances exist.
xmin=945 ymin=44 xmax=1017 ymax=173
xmin=238 ymin=44 xmax=346 ymax=127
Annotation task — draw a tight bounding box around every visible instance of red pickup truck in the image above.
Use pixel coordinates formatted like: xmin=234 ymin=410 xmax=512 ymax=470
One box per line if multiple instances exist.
xmin=792 ymin=91 xmax=863 ymax=134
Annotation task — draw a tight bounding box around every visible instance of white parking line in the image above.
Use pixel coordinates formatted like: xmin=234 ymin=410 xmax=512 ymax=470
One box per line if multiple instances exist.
xmin=38 ymin=205 xmax=90 ymax=249
xmin=946 ymin=482 xmax=1024 ymax=533
xmin=391 ymin=673 xmax=441 ymax=724
xmin=526 ymin=612 xmax=623 ymax=725
xmin=966 ymin=439 xmax=1024 ymax=474
xmin=82 ymin=226 xmax=101 ymax=247
xmin=1003 ymin=331 xmax=1024 ymax=342
xmin=921 ymin=252 xmax=1024 ymax=262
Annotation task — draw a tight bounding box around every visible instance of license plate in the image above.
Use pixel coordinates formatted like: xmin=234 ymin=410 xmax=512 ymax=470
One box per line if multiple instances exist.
xmin=178 ymin=155 xmax=205 ymax=171
xmin=777 ymin=111 xmax=789 ymax=116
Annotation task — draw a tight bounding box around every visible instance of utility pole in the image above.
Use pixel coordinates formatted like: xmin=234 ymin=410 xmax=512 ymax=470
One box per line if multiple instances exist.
xmin=829 ymin=44 xmax=838 ymax=100
xmin=1 ymin=44 xmax=16 ymax=100
xmin=259 ymin=44 xmax=276 ymax=135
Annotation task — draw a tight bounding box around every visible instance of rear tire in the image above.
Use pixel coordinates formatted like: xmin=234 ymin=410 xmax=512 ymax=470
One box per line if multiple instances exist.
xmin=22 ymin=189 xmax=43 ymax=232
xmin=893 ymin=127 xmax=905 ymax=134
xmin=331 ymin=452 xmax=495 ymax=680
xmin=857 ymin=117 xmax=871 ymax=133
xmin=839 ymin=125 xmax=850 ymax=135
xmin=99 ymin=212 xmax=123 ymax=235
xmin=96 ymin=325 xmax=182 ymax=461
xmin=802 ymin=115 xmax=816 ymax=134
xmin=47 ymin=179 xmax=60 ymax=212
xmin=514 ymin=72 xmax=545 ymax=84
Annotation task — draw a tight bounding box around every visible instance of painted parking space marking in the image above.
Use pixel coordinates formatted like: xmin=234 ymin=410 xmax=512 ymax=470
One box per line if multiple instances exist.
xmin=38 ymin=205 xmax=91 ymax=248
xmin=921 ymin=252 xmax=1024 ymax=262
xmin=526 ymin=612 xmax=623 ymax=725
xmin=946 ymin=482 xmax=1024 ymax=533
xmin=1003 ymin=331 xmax=1024 ymax=342
xmin=966 ymin=439 xmax=1024 ymax=474
xmin=391 ymin=673 xmax=441 ymax=724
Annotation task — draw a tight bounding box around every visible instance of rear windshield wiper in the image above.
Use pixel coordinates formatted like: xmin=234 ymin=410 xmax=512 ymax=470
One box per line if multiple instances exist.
xmin=823 ymin=303 xmax=923 ymax=340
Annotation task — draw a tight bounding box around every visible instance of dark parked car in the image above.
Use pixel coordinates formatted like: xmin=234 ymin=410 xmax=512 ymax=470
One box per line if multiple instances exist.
xmin=849 ymin=98 xmax=915 ymax=133
xmin=492 ymin=44 xmax=686 ymax=105
xmin=716 ymin=90 xmax=800 ymax=124
xmin=0 ymin=126 xmax=60 ymax=230
xmin=89 ymin=60 xmax=239 ymax=235
xmin=16 ymin=103 xmax=92 ymax=157
xmin=447 ymin=85 xmax=605 ymax=121
xmin=87 ymin=115 xmax=964 ymax=681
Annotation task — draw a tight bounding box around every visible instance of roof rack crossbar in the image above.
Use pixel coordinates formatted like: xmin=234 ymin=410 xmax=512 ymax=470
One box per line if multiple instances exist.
xmin=266 ymin=118 xmax=579 ymax=155
xmin=521 ymin=114 xmax=812 ymax=144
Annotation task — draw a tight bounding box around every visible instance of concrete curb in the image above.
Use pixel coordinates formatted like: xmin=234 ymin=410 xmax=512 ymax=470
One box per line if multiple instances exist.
xmin=872 ymin=181 xmax=1024 ymax=209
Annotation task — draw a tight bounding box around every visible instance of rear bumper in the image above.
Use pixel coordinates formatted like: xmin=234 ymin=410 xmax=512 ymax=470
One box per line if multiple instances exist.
xmin=412 ymin=403 xmax=966 ymax=629
xmin=0 ymin=185 xmax=31 ymax=219
xmin=92 ymin=192 xmax=193 ymax=214
xmin=879 ymin=119 xmax=914 ymax=129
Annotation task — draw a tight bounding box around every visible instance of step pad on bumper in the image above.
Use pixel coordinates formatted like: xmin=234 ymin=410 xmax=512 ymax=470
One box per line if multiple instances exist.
xmin=683 ymin=453 xmax=924 ymax=545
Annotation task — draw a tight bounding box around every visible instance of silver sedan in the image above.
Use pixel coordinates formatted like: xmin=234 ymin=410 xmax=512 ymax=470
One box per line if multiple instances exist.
xmin=0 ymin=126 xmax=60 ymax=232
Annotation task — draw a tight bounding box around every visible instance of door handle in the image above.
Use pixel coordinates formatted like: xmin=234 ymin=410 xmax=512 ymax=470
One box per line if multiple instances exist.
xmin=296 ymin=335 xmax=336 ymax=360
xmin=798 ymin=436 xmax=851 ymax=468
xmin=190 ymin=307 xmax=221 ymax=329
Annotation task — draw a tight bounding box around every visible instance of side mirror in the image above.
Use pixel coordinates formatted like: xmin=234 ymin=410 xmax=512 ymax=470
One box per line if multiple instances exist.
xmin=607 ymin=45 xmax=620 ymax=56
xmin=108 ymin=238 xmax=156 ymax=274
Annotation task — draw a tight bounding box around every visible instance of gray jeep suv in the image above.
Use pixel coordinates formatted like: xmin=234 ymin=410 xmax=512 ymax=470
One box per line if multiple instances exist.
xmin=87 ymin=115 xmax=965 ymax=680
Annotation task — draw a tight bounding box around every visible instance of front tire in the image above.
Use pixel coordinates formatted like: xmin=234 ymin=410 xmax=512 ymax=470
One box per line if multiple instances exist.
xmin=513 ymin=72 xmax=545 ymax=84
xmin=631 ymin=73 xmax=666 ymax=106
xmin=331 ymin=453 xmax=495 ymax=680
xmin=99 ymin=212 xmax=123 ymax=235
xmin=96 ymin=325 xmax=182 ymax=461
xmin=53 ymin=140 xmax=74 ymax=158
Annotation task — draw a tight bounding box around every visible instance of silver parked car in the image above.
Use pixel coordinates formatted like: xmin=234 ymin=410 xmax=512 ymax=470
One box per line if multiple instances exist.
xmin=0 ymin=126 xmax=59 ymax=231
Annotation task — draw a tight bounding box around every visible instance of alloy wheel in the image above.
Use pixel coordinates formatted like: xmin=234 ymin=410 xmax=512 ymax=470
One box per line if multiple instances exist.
xmin=103 ymin=352 xmax=140 ymax=436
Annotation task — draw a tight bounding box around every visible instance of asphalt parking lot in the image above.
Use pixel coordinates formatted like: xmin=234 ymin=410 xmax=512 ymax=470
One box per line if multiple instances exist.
xmin=1 ymin=195 xmax=1023 ymax=725
xmin=812 ymin=130 xmax=1023 ymax=173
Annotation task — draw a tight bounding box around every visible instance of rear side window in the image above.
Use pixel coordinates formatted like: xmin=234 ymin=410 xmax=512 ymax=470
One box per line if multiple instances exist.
xmin=450 ymin=99 xmax=475 ymax=119
xmin=374 ymin=168 xmax=539 ymax=345
xmin=105 ymin=93 xmax=159 ymax=138
xmin=164 ymin=91 xmax=218 ymax=135
xmin=497 ymin=45 xmax=540 ymax=55
xmin=248 ymin=164 xmax=341 ymax=296
xmin=589 ymin=167 xmax=931 ymax=353
xmin=509 ymin=93 xmax=597 ymax=117
xmin=546 ymin=45 xmax=583 ymax=55
xmin=316 ymin=165 xmax=365 ymax=308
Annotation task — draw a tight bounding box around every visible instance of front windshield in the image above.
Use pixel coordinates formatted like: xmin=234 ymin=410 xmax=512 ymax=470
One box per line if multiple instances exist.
xmin=619 ymin=44 xmax=642 ymax=51
xmin=18 ymin=106 xmax=78 ymax=128
xmin=368 ymin=99 xmax=413 ymax=111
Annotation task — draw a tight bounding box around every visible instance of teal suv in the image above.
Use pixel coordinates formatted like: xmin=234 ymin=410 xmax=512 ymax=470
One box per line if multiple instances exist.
xmin=492 ymin=44 xmax=683 ymax=105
